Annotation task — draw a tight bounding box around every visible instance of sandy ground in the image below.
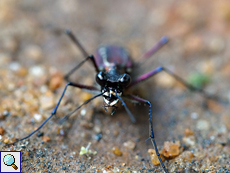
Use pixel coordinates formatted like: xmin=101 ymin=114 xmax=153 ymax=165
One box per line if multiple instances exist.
xmin=0 ymin=1 xmax=230 ymax=172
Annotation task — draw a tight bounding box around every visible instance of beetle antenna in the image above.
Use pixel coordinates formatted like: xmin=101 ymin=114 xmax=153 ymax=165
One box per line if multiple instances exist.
xmin=7 ymin=92 xmax=104 ymax=146
xmin=65 ymin=29 xmax=89 ymax=57
xmin=59 ymin=92 xmax=104 ymax=123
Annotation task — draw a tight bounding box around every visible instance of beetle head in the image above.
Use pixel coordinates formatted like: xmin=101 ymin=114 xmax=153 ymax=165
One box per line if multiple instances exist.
xmin=96 ymin=71 xmax=131 ymax=106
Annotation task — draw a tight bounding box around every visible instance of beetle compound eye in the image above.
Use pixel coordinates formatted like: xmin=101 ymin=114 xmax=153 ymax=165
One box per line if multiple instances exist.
xmin=96 ymin=71 xmax=107 ymax=86
xmin=119 ymin=74 xmax=131 ymax=86
xmin=98 ymin=71 xmax=106 ymax=80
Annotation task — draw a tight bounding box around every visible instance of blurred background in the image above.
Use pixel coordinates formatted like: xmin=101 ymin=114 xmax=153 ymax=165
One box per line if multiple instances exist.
xmin=0 ymin=0 xmax=229 ymax=172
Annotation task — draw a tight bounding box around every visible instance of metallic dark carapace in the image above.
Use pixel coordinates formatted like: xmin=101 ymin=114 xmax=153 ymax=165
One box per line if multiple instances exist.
xmin=95 ymin=45 xmax=132 ymax=73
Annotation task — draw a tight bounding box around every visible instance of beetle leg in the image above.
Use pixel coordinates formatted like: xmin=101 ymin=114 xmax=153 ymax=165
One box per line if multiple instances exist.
xmin=128 ymin=66 xmax=219 ymax=101
xmin=65 ymin=29 xmax=99 ymax=75
xmin=123 ymin=94 xmax=169 ymax=173
xmin=8 ymin=82 xmax=100 ymax=145
xmin=64 ymin=55 xmax=99 ymax=82
xmin=135 ymin=36 xmax=169 ymax=65
xmin=65 ymin=29 xmax=89 ymax=57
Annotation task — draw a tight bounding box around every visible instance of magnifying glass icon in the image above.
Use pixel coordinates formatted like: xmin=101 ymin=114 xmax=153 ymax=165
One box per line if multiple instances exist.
xmin=3 ymin=154 xmax=18 ymax=170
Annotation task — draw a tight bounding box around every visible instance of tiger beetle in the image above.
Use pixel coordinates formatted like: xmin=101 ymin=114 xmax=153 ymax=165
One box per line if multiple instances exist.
xmin=9 ymin=30 xmax=216 ymax=173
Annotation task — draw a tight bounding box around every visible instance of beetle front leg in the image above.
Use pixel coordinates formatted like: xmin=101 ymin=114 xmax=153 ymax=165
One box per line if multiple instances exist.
xmin=123 ymin=94 xmax=169 ymax=173
xmin=8 ymin=82 xmax=100 ymax=145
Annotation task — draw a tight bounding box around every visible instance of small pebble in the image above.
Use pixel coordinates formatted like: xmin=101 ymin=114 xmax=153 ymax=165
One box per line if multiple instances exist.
xmin=9 ymin=62 xmax=21 ymax=71
xmin=40 ymin=85 xmax=48 ymax=93
xmin=210 ymin=135 xmax=215 ymax=141
xmin=0 ymin=127 xmax=5 ymax=135
xmin=94 ymin=133 xmax=102 ymax=141
xmin=42 ymin=136 xmax=50 ymax=142
xmin=4 ymin=138 xmax=9 ymax=144
xmin=196 ymin=120 xmax=210 ymax=130
xmin=113 ymin=130 xmax=119 ymax=137
xmin=34 ymin=113 xmax=43 ymax=123
xmin=18 ymin=67 xmax=28 ymax=77
xmin=39 ymin=95 xmax=55 ymax=110
xmin=191 ymin=112 xmax=198 ymax=119
xmin=182 ymin=136 xmax=196 ymax=147
xmin=7 ymin=82 xmax=15 ymax=91
xmin=24 ymin=45 xmax=43 ymax=61
xmin=180 ymin=151 xmax=194 ymax=161
xmin=29 ymin=66 xmax=45 ymax=77
xmin=57 ymin=127 xmax=65 ymax=136
xmin=0 ymin=110 xmax=9 ymax=120
xmin=121 ymin=162 xmax=126 ymax=166
xmin=93 ymin=125 xmax=102 ymax=134
xmin=112 ymin=146 xmax=122 ymax=156
xmin=162 ymin=141 xmax=180 ymax=158
xmin=103 ymin=165 xmax=114 ymax=172
xmin=80 ymin=109 xmax=86 ymax=116
xmin=49 ymin=71 xmax=63 ymax=90
xmin=218 ymin=124 xmax=227 ymax=134
xmin=37 ymin=131 xmax=44 ymax=137
xmin=184 ymin=128 xmax=194 ymax=137
xmin=123 ymin=140 xmax=136 ymax=150
xmin=148 ymin=149 xmax=165 ymax=165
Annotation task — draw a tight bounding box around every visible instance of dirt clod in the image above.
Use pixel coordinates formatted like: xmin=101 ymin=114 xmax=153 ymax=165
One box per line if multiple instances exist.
xmin=112 ymin=146 xmax=122 ymax=156
xmin=162 ymin=141 xmax=181 ymax=158
xmin=148 ymin=149 xmax=165 ymax=165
